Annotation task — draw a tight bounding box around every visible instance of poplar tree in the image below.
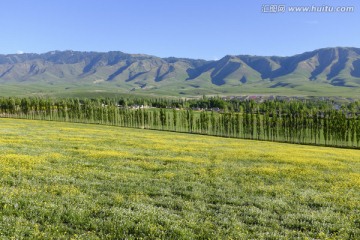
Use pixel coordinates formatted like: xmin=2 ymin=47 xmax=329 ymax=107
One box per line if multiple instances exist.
xmin=173 ymin=109 xmax=177 ymax=131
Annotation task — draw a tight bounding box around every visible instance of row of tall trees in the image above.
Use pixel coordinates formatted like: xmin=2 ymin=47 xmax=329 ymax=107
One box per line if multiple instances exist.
xmin=1 ymin=97 xmax=360 ymax=148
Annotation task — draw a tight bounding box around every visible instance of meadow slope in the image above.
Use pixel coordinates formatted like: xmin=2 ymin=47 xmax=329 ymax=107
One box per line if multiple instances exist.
xmin=0 ymin=118 xmax=359 ymax=239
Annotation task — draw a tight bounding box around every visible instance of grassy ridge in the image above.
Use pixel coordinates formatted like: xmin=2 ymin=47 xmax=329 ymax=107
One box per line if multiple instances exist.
xmin=1 ymin=47 xmax=360 ymax=98
xmin=0 ymin=118 xmax=359 ymax=239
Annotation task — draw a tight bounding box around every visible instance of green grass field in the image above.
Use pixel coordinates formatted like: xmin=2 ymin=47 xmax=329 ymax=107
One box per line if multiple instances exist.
xmin=0 ymin=118 xmax=359 ymax=239
xmin=1 ymin=80 xmax=360 ymax=99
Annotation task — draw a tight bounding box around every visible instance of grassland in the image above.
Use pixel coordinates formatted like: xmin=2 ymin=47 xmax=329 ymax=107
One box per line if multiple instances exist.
xmin=0 ymin=118 xmax=359 ymax=239
xmin=2 ymin=80 xmax=360 ymax=99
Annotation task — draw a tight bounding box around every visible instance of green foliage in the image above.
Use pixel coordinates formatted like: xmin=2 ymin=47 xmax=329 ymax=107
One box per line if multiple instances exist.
xmin=1 ymin=97 xmax=360 ymax=148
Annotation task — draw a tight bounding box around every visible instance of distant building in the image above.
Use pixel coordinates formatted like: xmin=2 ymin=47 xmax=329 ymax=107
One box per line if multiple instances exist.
xmin=211 ymin=107 xmax=220 ymax=112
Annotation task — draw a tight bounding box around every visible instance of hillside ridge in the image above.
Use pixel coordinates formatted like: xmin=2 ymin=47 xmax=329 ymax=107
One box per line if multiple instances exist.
xmin=0 ymin=47 xmax=360 ymax=97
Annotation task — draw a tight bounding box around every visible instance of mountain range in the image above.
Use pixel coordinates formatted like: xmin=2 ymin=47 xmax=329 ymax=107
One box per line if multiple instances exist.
xmin=0 ymin=47 xmax=360 ymax=97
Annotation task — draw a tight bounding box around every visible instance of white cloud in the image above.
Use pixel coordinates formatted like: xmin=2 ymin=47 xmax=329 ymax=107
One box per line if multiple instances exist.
xmin=16 ymin=50 xmax=24 ymax=54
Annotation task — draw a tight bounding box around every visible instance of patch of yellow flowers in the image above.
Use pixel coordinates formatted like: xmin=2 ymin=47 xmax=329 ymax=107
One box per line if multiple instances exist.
xmin=0 ymin=117 xmax=359 ymax=235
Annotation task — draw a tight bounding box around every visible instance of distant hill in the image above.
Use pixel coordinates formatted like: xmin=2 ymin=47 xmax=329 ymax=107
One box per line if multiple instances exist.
xmin=0 ymin=47 xmax=360 ymax=97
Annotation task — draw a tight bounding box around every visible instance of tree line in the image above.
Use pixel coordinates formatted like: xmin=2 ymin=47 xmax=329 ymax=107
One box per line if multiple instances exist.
xmin=1 ymin=97 xmax=360 ymax=148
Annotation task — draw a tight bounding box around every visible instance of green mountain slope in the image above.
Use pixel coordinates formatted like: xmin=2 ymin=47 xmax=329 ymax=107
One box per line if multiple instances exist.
xmin=0 ymin=47 xmax=360 ymax=97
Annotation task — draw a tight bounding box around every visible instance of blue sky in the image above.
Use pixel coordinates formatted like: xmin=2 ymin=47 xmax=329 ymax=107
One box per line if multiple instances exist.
xmin=0 ymin=0 xmax=359 ymax=59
